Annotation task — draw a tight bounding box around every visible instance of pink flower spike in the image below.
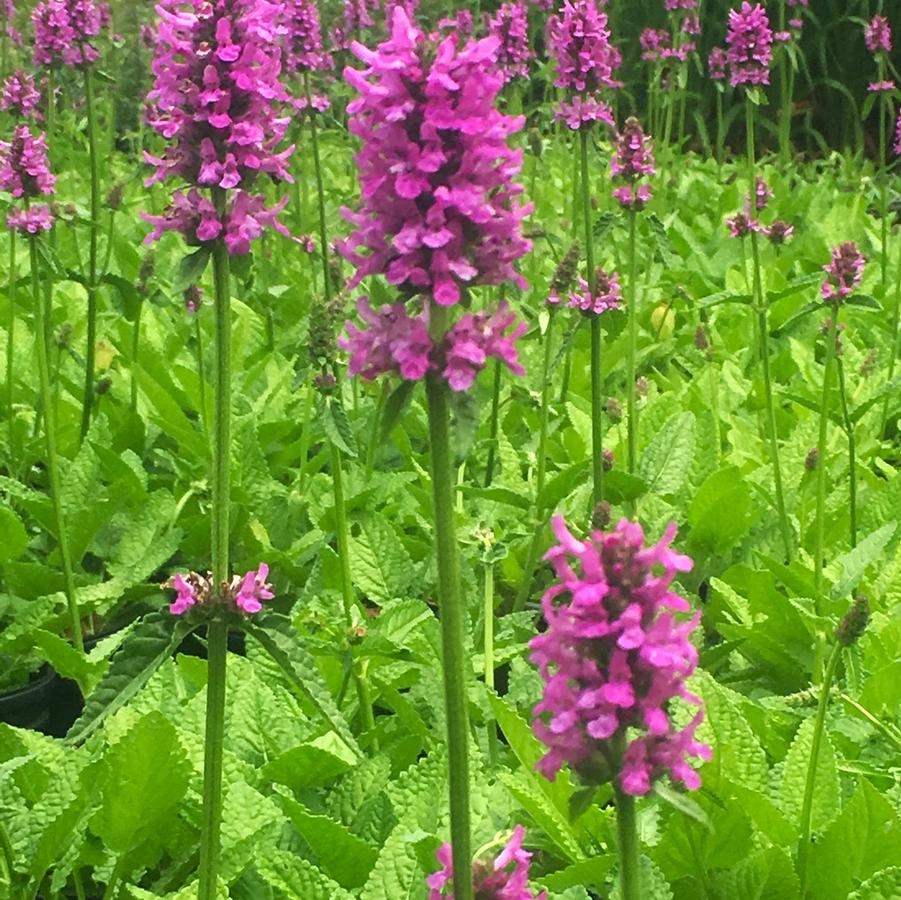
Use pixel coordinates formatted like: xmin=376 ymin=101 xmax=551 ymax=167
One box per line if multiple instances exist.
xmin=169 ymin=573 xmax=198 ymax=616
xmin=726 ymin=2 xmax=773 ymax=87
xmin=530 ymin=517 xmax=708 ymax=794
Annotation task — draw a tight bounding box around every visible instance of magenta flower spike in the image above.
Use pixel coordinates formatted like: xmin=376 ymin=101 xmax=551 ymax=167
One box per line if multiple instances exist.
xmin=708 ymin=46 xmax=727 ymax=81
xmin=32 ymin=0 xmax=108 ymax=68
xmin=2 ymin=0 xmax=21 ymax=46
xmin=488 ymin=1 xmax=533 ymax=85
xmin=530 ymin=516 xmax=711 ymax=796
xmin=427 ymin=826 xmax=548 ymax=900
xmin=340 ymin=8 xmax=532 ymax=307
xmin=0 ymin=125 xmax=57 ymax=234
xmin=725 ymin=1 xmax=773 ymax=88
xmin=822 ymin=242 xmax=865 ymax=303
xmin=546 ymin=0 xmax=621 ymax=130
xmin=143 ymin=0 xmax=295 ymax=255
xmin=569 ymin=269 xmax=622 ymax=315
xmin=0 ymin=70 xmax=41 ymax=119
xmin=864 ymin=14 xmax=892 ymax=55
xmin=610 ymin=117 xmax=655 ymax=209
xmin=284 ymin=0 xmax=332 ymax=74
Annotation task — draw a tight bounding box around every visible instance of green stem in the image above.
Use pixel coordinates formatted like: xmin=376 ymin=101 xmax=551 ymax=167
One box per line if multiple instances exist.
xmin=813 ymin=314 xmax=839 ymax=680
xmin=483 ymin=358 xmax=502 ymax=487
xmin=29 ymin=236 xmax=83 ymax=653
xmin=195 ymin=314 xmax=208 ymax=437
xmin=746 ymin=100 xmax=792 ymax=562
xmin=878 ymin=79 xmax=888 ymax=295
xmin=715 ymin=90 xmax=724 ymax=169
xmin=426 ymin=305 xmax=473 ymax=900
xmin=130 ymin=297 xmax=143 ymax=413
xmin=797 ymin=643 xmax=842 ymax=897
xmin=580 ymin=128 xmax=603 ymax=507
xmin=625 ymin=211 xmax=638 ymax=477
xmin=296 ymin=383 xmax=314 ymax=491
xmin=305 ymin=74 xmax=331 ymax=302
xmin=197 ymin=205 xmax=232 ymax=900
xmin=614 ymin=782 xmax=641 ymax=900
xmin=72 ymin=870 xmax=86 ymax=900
xmin=7 ymin=230 xmax=16 ymax=466
xmin=514 ymin=310 xmax=556 ymax=613
xmin=80 ymin=65 xmax=101 ymax=441
xmin=483 ymin=560 xmax=498 ymax=766
xmin=331 ymin=439 xmax=377 ymax=740
xmin=778 ymin=0 xmax=791 ymax=166
xmin=364 ymin=380 xmax=389 ymax=480
xmin=835 ymin=358 xmax=857 ymax=547
xmin=882 ymin=239 xmax=901 ymax=432
xmin=197 ymin=621 xmax=228 ymax=900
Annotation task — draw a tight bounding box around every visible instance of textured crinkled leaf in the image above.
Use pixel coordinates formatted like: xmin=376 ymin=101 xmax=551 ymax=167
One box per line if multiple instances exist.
xmin=780 ymin=717 xmax=840 ymax=837
xmin=325 ymin=755 xmax=392 ymax=831
xmin=830 ymin=522 xmax=896 ymax=599
xmin=711 ymin=847 xmax=800 ymax=900
xmin=638 ymin=411 xmax=695 ymax=497
xmin=67 ymin=612 xmax=192 ymax=743
xmin=358 ymin=818 xmax=426 ymax=900
xmin=807 ymin=780 xmax=901 ymax=900
xmin=256 ymin=848 xmax=355 ymax=899
xmin=350 ymin=514 xmax=415 ymax=605
xmin=539 ymin=857 xmax=616 ymax=893
xmin=244 ymin=613 xmax=362 ymax=759
xmin=91 ymin=711 xmax=189 ymax=856
xmin=694 ymin=671 xmax=767 ymax=791
xmin=220 ymin=781 xmax=284 ymax=884
xmin=322 ymin=396 xmax=359 ymax=458
xmin=280 ymin=794 xmax=378 ymax=888
xmin=0 ymin=507 xmax=28 ymax=562
xmin=849 ymin=867 xmax=901 ymax=899
xmin=262 ymin=737 xmax=356 ymax=791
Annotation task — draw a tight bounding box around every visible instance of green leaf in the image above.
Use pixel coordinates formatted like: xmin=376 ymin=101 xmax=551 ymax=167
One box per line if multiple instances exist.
xmin=536 ymin=460 xmax=591 ymax=512
xmin=711 ymin=847 xmax=800 ymax=900
xmin=458 ymin=485 xmax=531 ymax=510
xmin=603 ymin=470 xmax=647 ymax=504
xmin=262 ymin=737 xmax=356 ymax=791
xmin=0 ymin=507 xmax=28 ymax=563
xmin=808 ymin=780 xmax=901 ymax=900
xmin=654 ymin=782 xmax=712 ymax=830
xmin=687 ymin=467 xmax=752 ymax=555
xmin=90 ymin=711 xmax=190 ymax=857
xmin=844 ymin=293 xmax=881 ymax=311
xmin=31 ymin=629 xmax=103 ymax=695
xmin=449 ymin=388 xmax=478 ymax=463
xmin=358 ymin=818 xmax=426 ymax=900
xmin=638 ymin=412 xmax=695 ymax=497
xmin=849 ymin=867 xmax=901 ymax=899
xmin=220 ymin=781 xmax=284 ymax=883
xmin=380 ymin=380 xmax=417 ymax=442
xmin=780 ymin=717 xmax=840 ymax=837
xmin=830 ymin=522 xmax=896 ymax=599
xmin=349 ymin=514 xmax=415 ymax=605
xmin=323 ymin=396 xmax=359 ymax=458
xmin=280 ymin=795 xmax=378 ymax=888
xmin=172 ymin=247 xmax=211 ymax=293
xmin=67 ymin=612 xmax=192 ymax=744
xmin=539 ymin=857 xmax=615 ymax=893
xmin=244 ymin=613 xmax=362 ymax=759
xmin=256 ymin=847 xmax=355 ymax=900
xmin=568 ymin=786 xmax=598 ymax=822
xmin=611 ymin=856 xmax=673 ymax=900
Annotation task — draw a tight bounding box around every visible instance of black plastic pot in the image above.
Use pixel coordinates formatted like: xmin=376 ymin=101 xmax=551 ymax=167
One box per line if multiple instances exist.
xmin=0 ymin=665 xmax=59 ymax=732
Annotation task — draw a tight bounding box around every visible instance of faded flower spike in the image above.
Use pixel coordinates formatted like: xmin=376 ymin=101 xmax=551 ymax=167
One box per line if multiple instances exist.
xmin=836 ymin=595 xmax=869 ymax=647
xmin=822 ymin=242 xmax=865 ymax=303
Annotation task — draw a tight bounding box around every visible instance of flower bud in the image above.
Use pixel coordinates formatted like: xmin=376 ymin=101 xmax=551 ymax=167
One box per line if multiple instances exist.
xmin=804 ymin=447 xmax=819 ymax=471
xmin=591 ymin=500 xmax=611 ymax=530
xmin=602 ymin=449 xmax=614 ymax=472
xmin=836 ymin=594 xmax=869 ymax=647
xmin=106 ymin=182 xmax=125 ymax=210
xmin=606 ymin=397 xmax=622 ymax=421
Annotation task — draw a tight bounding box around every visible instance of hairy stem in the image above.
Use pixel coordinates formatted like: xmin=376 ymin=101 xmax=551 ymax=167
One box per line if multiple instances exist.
xmin=626 ymin=210 xmax=639 ymax=476
xmin=797 ymin=643 xmax=841 ymax=897
xmin=80 ymin=65 xmax=101 ymax=441
xmin=835 ymin=358 xmax=857 ymax=547
xmin=747 ymin=100 xmax=792 ymax=562
xmin=426 ymin=304 xmax=473 ymax=900
xmin=29 ymin=235 xmax=83 ymax=653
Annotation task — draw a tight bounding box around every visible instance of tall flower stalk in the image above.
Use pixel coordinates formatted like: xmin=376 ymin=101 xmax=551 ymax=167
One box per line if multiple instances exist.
xmin=796 ymin=595 xmax=869 ymax=896
xmin=340 ymin=13 xmax=532 ymax=897
xmin=726 ymin=3 xmax=791 ymax=560
xmin=610 ymin=117 xmax=655 ymax=476
xmin=530 ymin=517 xmax=710 ymax=900
xmin=547 ymin=0 xmax=621 ymax=507
xmin=2 ymin=126 xmax=83 ymax=653
xmin=32 ymin=0 xmax=109 ymax=440
xmin=143 ymin=2 xmax=294 ymax=895
xmin=813 ymin=243 xmax=864 ymax=680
